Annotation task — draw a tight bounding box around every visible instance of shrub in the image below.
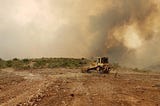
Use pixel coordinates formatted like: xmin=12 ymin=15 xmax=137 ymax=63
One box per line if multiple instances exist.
xmin=33 ymin=59 xmax=47 ymax=69
xmin=22 ymin=59 xmax=30 ymax=64
xmin=13 ymin=58 xmax=19 ymax=61
xmin=6 ymin=60 xmax=12 ymax=67
xmin=0 ymin=58 xmax=89 ymax=69
xmin=0 ymin=59 xmax=5 ymax=69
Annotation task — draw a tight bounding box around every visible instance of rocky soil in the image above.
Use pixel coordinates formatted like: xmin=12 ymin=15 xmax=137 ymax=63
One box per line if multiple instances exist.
xmin=0 ymin=68 xmax=160 ymax=106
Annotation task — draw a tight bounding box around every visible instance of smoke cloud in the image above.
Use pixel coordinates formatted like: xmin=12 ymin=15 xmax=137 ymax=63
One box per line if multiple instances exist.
xmin=89 ymin=0 xmax=160 ymax=68
xmin=0 ymin=0 xmax=160 ymax=68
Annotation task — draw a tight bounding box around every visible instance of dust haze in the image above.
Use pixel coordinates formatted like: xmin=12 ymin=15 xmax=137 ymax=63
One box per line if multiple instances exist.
xmin=0 ymin=0 xmax=160 ymax=69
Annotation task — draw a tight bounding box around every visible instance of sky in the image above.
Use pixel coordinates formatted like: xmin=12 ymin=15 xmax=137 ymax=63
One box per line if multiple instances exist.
xmin=0 ymin=0 xmax=160 ymax=68
xmin=0 ymin=0 xmax=99 ymax=58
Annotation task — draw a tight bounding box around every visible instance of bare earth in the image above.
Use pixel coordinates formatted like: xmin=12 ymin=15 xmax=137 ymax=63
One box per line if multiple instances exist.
xmin=0 ymin=68 xmax=160 ymax=106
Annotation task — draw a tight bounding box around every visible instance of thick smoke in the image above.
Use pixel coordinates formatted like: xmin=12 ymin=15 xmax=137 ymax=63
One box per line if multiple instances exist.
xmin=89 ymin=0 xmax=160 ymax=68
xmin=0 ymin=0 xmax=160 ymax=69
xmin=0 ymin=0 xmax=95 ymax=59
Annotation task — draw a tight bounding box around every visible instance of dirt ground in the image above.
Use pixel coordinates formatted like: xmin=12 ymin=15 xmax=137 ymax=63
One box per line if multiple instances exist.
xmin=0 ymin=68 xmax=160 ymax=106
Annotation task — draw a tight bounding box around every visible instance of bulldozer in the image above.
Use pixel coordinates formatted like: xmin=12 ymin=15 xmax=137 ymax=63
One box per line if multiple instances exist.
xmin=82 ymin=57 xmax=111 ymax=74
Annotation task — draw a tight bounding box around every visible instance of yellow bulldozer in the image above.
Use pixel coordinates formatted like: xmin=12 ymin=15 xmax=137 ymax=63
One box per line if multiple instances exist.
xmin=82 ymin=57 xmax=111 ymax=74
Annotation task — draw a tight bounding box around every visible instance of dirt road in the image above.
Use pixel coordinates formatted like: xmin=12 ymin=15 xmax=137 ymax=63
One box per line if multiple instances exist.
xmin=0 ymin=68 xmax=160 ymax=106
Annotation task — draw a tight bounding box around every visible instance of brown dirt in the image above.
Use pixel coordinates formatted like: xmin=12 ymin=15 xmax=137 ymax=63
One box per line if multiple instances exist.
xmin=0 ymin=68 xmax=160 ymax=106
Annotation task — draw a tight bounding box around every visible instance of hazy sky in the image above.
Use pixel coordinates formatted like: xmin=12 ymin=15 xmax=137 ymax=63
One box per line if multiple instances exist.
xmin=0 ymin=0 xmax=160 ymax=68
xmin=0 ymin=0 xmax=104 ymax=59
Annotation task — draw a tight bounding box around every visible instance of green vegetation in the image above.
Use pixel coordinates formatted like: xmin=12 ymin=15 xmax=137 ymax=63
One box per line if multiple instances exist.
xmin=0 ymin=58 xmax=89 ymax=70
xmin=0 ymin=58 xmax=6 ymax=69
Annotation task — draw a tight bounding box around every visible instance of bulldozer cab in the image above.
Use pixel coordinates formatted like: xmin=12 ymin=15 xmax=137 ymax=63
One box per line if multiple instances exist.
xmin=96 ymin=57 xmax=108 ymax=65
